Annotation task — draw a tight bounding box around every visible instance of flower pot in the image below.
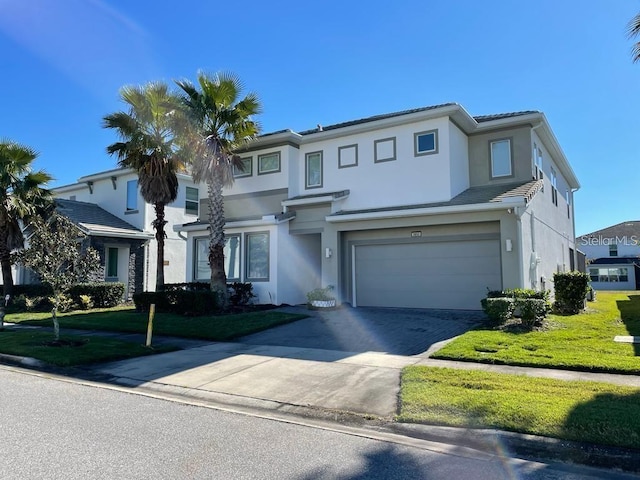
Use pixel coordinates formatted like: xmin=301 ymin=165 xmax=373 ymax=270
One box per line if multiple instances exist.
xmin=310 ymin=299 xmax=336 ymax=309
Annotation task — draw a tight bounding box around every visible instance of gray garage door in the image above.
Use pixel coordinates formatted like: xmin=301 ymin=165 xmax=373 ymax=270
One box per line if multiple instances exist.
xmin=354 ymin=239 xmax=501 ymax=310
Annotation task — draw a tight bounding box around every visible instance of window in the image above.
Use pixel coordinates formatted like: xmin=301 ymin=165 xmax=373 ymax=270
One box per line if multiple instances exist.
xmin=224 ymin=235 xmax=241 ymax=281
xmin=194 ymin=236 xmax=241 ymax=281
xmin=374 ymin=137 xmax=396 ymax=163
xmin=490 ymin=139 xmax=512 ymax=177
xmin=106 ymin=247 xmax=118 ymax=278
xmin=305 ymin=151 xmax=323 ymax=189
xmin=258 ymin=152 xmax=280 ymax=175
xmin=126 ymin=180 xmax=138 ymax=211
xmin=550 ymin=167 xmax=558 ymax=206
xmin=338 ymin=144 xmax=358 ymax=168
xmin=246 ymin=232 xmax=269 ymax=281
xmin=533 ymin=143 xmax=544 ymax=180
xmin=233 ymin=157 xmax=252 ymax=178
xmin=609 ymin=244 xmax=618 ymax=257
xmin=589 ymin=267 xmax=628 ymax=282
xmin=414 ymin=130 xmax=438 ymax=156
xmin=566 ymin=189 xmax=571 ymax=218
xmin=185 ymin=187 xmax=198 ymax=216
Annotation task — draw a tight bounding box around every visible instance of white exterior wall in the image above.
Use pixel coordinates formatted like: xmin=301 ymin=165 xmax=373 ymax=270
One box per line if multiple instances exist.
xmin=224 ymin=146 xmax=291 ymax=197
xmin=296 ymin=117 xmax=462 ymax=211
xmin=448 ymin=121 xmax=470 ymax=197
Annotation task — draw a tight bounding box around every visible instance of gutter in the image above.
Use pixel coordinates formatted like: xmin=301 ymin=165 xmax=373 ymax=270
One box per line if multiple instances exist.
xmin=325 ymin=199 xmax=526 ymax=223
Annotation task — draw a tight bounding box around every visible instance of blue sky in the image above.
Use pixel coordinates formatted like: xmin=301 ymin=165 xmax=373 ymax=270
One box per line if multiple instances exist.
xmin=1 ymin=0 xmax=638 ymax=236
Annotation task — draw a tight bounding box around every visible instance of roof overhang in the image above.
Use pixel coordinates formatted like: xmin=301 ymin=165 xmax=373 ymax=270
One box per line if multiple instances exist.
xmin=174 ymin=213 xmax=295 ymax=233
xmin=326 ymin=199 xmax=525 ymax=223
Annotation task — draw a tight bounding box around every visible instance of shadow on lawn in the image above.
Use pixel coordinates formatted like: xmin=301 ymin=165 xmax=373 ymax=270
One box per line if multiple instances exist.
xmin=616 ymin=294 xmax=640 ymax=356
xmin=563 ymin=390 xmax=640 ymax=465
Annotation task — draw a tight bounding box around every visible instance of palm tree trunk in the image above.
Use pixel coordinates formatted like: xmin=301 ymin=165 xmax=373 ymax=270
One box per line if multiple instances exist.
xmin=0 ymin=230 xmax=13 ymax=299
xmin=153 ymin=202 xmax=166 ymax=292
xmin=208 ymin=175 xmax=228 ymax=306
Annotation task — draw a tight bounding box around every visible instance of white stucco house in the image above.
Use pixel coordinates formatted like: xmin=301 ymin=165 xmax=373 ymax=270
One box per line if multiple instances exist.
xmin=50 ymin=169 xmax=200 ymax=297
xmin=175 ymin=103 xmax=580 ymax=310
xmin=578 ymin=221 xmax=640 ymax=291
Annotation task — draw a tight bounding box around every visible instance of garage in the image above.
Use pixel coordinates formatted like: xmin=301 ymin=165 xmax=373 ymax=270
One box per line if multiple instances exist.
xmin=353 ymin=238 xmax=502 ymax=310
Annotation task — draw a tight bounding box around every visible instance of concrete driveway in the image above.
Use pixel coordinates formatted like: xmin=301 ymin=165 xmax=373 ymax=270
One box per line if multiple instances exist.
xmin=238 ymin=305 xmax=485 ymax=357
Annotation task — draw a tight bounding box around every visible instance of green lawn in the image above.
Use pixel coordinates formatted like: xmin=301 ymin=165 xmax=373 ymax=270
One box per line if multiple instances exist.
xmin=8 ymin=307 xmax=306 ymax=341
xmin=432 ymin=291 xmax=640 ymax=374
xmin=399 ymin=366 xmax=640 ymax=450
xmin=0 ymin=329 xmax=176 ymax=367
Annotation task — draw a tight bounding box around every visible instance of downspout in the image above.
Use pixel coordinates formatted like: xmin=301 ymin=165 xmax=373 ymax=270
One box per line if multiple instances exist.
xmin=514 ymin=206 xmax=525 ymax=289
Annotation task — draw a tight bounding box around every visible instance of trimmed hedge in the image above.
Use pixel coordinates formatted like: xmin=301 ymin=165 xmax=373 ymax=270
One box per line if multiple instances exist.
xmin=68 ymin=283 xmax=125 ymax=308
xmin=481 ymin=297 xmax=516 ymax=325
xmin=553 ymin=271 xmax=590 ymax=314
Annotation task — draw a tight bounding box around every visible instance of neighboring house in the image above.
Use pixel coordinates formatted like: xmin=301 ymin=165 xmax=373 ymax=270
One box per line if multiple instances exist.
xmin=51 ymin=168 xmax=202 ymax=293
xmin=578 ymin=221 xmax=640 ymax=291
xmin=176 ymin=103 xmax=580 ymax=310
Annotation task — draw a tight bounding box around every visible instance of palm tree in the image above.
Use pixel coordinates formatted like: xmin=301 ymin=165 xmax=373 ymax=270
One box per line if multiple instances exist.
xmin=628 ymin=13 xmax=640 ymax=62
xmin=176 ymin=72 xmax=261 ymax=304
xmin=103 ymin=82 xmax=184 ymax=291
xmin=0 ymin=140 xmax=53 ymax=299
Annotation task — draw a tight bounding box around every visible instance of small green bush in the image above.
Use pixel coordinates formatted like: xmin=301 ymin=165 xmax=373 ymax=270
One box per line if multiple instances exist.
xmin=553 ymin=271 xmax=590 ymax=314
xmin=480 ymin=297 xmax=515 ymax=325
xmin=132 ymin=292 xmax=171 ymax=313
xmin=78 ymin=294 xmax=94 ymax=310
xmin=173 ymin=290 xmax=219 ymax=315
xmin=518 ymin=298 xmax=549 ymax=329
xmin=489 ymin=288 xmax=549 ymax=300
xmin=49 ymin=294 xmax=74 ymax=312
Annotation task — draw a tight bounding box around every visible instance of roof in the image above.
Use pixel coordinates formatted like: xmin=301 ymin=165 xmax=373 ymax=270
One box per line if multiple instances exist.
xmin=55 ymin=199 xmax=153 ymax=239
xmin=578 ymin=221 xmax=640 ymax=239
xmin=330 ymin=180 xmax=542 ymax=217
xmin=474 ymin=111 xmax=541 ymax=123
xmin=589 ymin=257 xmax=640 ymax=265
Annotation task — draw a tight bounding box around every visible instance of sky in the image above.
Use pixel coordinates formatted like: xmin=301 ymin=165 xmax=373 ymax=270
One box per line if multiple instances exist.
xmin=1 ymin=0 xmax=639 ymax=237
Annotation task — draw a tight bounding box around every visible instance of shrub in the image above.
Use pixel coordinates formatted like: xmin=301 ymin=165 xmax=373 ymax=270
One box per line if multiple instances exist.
xmin=488 ymin=288 xmax=549 ymax=300
xmin=174 ymin=290 xmax=219 ymax=315
xmin=480 ymin=297 xmax=515 ymax=325
xmin=132 ymin=292 xmax=171 ymax=313
xmin=553 ymin=271 xmax=590 ymax=314
xmin=306 ymin=286 xmax=335 ymax=303
xmin=518 ymin=298 xmax=549 ymax=329
xmin=228 ymin=282 xmax=255 ymax=306
xmin=78 ymin=294 xmax=94 ymax=310
xmin=49 ymin=294 xmax=74 ymax=313
xmin=69 ymin=283 xmax=125 ymax=308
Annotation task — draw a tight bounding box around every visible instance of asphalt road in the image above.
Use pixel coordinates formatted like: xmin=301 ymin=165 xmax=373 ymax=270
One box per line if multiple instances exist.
xmin=0 ymin=366 xmax=636 ymax=480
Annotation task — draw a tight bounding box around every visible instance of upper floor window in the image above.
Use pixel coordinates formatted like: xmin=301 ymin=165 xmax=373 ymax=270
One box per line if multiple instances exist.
xmin=490 ymin=139 xmax=512 ymax=178
xmin=534 ymin=143 xmax=544 ymax=180
xmin=126 ymin=180 xmax=138 ymax=211
xmin=338 ymin=144 xmax=358 ymax=168
xmin=609 ymin=244 xmax=618 ymax=257
xmin=550 ymin=167 xmax=558 ymax=206
xmin=185 ymin=187 xmax=198 ymax=216
xmin=305 ymin=151 xmax=323 ymax=189
xmin=414 ymin=130 xmax=438 ymax=156
xmin=258 ymin=152 xmax=280 ymax=175
xmin=374 ymin=137 xmax=396 ymax=163
xmin=233 ymin=157 xmax=252 ymax=178
xmin=566 ymin=189 xmax=571 ymax=218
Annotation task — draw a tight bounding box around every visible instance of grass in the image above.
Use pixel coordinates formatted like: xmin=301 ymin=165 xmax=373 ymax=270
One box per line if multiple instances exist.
xmin=399 ymin=366 xmax=640 ymax=450
xmin=432 ymin=291 xmax=640 ymax=374
xmin=0 ymin=329 xmax=176 ymax=367
xmin=8 ymin=306 xmax=307 ymax=341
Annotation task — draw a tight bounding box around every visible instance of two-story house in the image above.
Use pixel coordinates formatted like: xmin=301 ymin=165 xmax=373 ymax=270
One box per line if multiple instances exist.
xmin=176 ymin=103 xmax=580 ymax=310
xmin=578 ymin=221 xmax=640 ymax=290
xmin=51 ymin=168 xmax=201 ymax=298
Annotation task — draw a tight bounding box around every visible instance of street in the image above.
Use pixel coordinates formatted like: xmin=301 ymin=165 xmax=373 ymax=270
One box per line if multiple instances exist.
xmin=0 ymin=366 xmax=636 ymax=480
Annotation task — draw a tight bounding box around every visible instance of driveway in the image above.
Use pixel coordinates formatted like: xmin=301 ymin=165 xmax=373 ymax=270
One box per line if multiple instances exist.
xmin=238 ymin=305 xmax=485 ymax=357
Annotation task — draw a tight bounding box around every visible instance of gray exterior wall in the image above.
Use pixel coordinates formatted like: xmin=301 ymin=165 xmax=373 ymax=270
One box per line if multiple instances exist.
xmin=468 ymin=126 xmax=532 ymax=187
xmin=199 ymin=188 xmax=288 ymax=222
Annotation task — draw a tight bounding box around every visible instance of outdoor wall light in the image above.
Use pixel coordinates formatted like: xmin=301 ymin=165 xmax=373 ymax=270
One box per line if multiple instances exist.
xmin=505 ymin=239 xmax=513 ymax=252
xmin=325 ymin=247 xmax=332 ymax=258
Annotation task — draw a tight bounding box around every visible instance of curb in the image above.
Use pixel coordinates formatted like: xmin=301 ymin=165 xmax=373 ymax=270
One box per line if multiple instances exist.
xmin=0 ymin=353 xmax=47 ymax=369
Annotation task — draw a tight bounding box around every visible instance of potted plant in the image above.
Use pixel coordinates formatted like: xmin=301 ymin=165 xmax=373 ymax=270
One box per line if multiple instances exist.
xmin=306 ymin=285 xmax=336 ymax=309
